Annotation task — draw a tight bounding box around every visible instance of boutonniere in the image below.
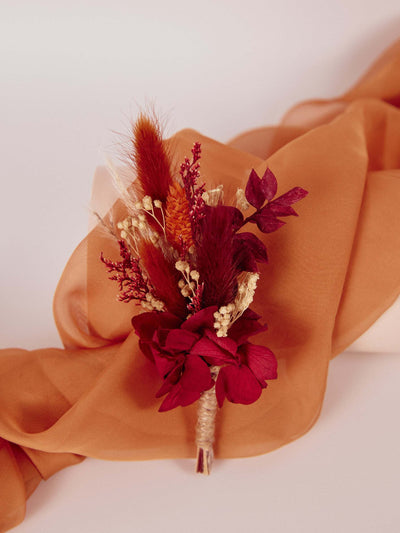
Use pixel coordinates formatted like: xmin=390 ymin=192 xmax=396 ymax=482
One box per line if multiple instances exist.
xmin=100 ymin=114 xmax=308 ymax=474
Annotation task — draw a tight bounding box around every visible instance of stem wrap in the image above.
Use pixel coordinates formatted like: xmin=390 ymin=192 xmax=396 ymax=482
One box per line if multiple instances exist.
xmin=195 ymin=365 xmax=220 ymax=475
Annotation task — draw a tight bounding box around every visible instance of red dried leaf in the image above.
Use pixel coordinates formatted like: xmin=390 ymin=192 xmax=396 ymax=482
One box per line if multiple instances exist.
xmin=250 ymin=208 xmax=286 ymax=233
xmin=271 ymin=186 xmax=308 ymax=206
xmin=234 ymin=232 xmax=268 ymax=272
xmin=268 ymin=203 xmax=298 ymax=217
xmin=245 ymin=168 xmax=278 ymax=209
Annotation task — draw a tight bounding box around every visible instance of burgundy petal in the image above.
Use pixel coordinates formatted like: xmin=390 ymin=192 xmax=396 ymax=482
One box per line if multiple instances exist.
xmin=138 ymin=340 xmax=154 ymax=362
xmin=131 ymin=311 xmax=181 ymax=341
xmin=158 ymin=384 xmax=201 ymax=411
xmin=240 ymin=343 xmax=278 ymax=382
xmin=153 ymin=328 xmax=169 ymax=347
xmin=216 ymin=365 xmax=262 ymax=406
xmin=180 ymin=355 xmax=213 ymax=392
xmin=181 ymin=306 xmax=218 ymax=332
xmin=191 ymin=336 xmax=235 ymax=366
xmin=242 ymin=308 xmax=262 ymax=320
xmin=204 ymin=329 xmax=238 ymax=355
xmin=228 ymin=313 xmax=267 ymax=344
xmin=152 ymin=349 xmax=183 ymax=378
xmin=155 ymin=377 xmax=174 ymax=398
xmin=155 ymin=364 xmax=183 ymax=397
xmin=164 ymin=328 xmax=199 ymax=352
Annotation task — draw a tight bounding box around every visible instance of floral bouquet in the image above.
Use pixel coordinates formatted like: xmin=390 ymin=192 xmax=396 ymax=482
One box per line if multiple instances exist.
xmin=100 ymin=115 xmax=308 ymax=474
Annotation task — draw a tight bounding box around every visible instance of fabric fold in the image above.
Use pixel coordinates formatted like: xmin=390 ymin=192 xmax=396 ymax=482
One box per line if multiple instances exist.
xmin=1 ymin=38 xmax=400 ymax=532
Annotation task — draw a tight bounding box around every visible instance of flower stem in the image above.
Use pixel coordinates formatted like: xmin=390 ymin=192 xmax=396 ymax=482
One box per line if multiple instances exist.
xmin=195 ymin=366 xmax=220 ymax=475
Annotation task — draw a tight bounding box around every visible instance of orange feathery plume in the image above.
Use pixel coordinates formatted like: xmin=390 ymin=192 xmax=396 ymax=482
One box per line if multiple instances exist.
xmin=131 ymin=113 xmax=172 ymax=202
xmin=165 ymin=182 xmax=194 ymax=251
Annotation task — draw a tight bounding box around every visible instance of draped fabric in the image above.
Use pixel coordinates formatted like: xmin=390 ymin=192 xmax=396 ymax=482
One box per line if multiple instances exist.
xmin=1 ymin=38 xmax=400 ymax=532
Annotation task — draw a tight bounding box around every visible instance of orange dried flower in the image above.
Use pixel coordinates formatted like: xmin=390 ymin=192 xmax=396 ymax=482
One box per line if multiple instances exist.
xmin=165 ymin=181 xmax=194 ymax=251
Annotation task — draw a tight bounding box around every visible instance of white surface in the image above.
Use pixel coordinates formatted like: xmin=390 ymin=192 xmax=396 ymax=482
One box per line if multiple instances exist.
xmin=18 ymin=352 xmax=400 ymax=533
xmin=1 ymin=1 xmax=400 ymax=532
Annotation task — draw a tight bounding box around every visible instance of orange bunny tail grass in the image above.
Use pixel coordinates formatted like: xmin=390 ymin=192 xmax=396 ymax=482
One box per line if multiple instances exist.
xmin=165 ymin=181 xmax=194 ymax=253
xmin=131 ymin=113 xmax=173 ymax=203
xmin=138 ymin=240 xmax=187 ymax=318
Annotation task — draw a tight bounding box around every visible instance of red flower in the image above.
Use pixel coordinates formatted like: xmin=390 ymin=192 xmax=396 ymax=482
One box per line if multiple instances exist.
xmin=132 ymin=307 xmax=277 ymax=411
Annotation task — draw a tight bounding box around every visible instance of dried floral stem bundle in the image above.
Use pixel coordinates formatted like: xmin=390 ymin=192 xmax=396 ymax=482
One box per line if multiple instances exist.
xmin=101 ymin=113 xmax=308 ymax=474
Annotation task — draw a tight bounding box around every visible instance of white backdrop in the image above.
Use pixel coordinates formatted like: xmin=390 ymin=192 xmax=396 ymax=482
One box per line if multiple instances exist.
xmin=1 ymin=1 xmax=400 ymax=532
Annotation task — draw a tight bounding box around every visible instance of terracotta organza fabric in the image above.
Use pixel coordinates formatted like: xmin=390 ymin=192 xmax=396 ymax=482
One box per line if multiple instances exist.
xmin=1 ymin=39 xmax=400 ymax=532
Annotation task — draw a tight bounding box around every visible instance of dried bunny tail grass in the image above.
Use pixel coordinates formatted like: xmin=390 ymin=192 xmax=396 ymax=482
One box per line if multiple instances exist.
xmin=92 ymin=210 xmax=118 ymax=238
xmin=138 ymin=240 xmax=187 ymax=318
xmin=105 ymin=157 xmax=139 ymax=216
xmin=130 ymin=112 xmax=173 ymax=202
xmin=196 ymin=207 xmax=239 ymax=308
xmin=165 ymin=181 xmax=194 ymax=250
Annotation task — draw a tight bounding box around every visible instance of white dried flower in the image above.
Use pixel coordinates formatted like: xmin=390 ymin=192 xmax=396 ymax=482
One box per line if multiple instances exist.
xmin=236 ymin=188 xmax=250 ymax=210
xmin=190 ymin=270 xmax=200 ymax=282
xmin=202 ymin=192 xmax=210 ymax=203
xmin=153 ymin=199 xmax=162 ymax=208
xmin=181 ymin=287 xmax=191 ymax=297
xmin=143 ymin=196 xmax=153 ymax=210
xmin=205 ymin=185 xmax=224 ymax=206
xmin=120 ymin=230 xmax=127 ymax=239
xmin=117 ymin=221 xmax=123 ymax=230
xmin=175 ymin=260 xmax=189 ymax=272
xmin=135 ymin=201 xmax=142 ymax=210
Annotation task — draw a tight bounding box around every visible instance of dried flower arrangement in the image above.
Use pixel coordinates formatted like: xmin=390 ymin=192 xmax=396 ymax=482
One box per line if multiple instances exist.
xmin=100 ymin=114 xmax=308 ymax=474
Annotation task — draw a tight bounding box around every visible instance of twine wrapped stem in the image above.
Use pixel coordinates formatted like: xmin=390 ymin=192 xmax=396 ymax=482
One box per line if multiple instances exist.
xmin=195 ymin=365 xmax=220 ymax=474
